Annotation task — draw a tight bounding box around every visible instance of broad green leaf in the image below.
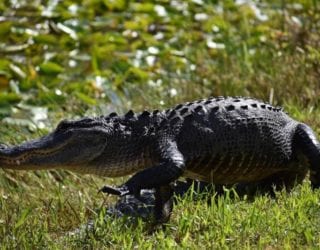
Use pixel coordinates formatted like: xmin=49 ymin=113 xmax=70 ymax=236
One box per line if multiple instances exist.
xmin=75 ymin=92 xmax=97 ymax=105
xmin=0 ymin=21 xmax=12 ymax=37
xmin=0 ymin=59 xmax=11 ymax=71
xmin=39 ymin=62 xmax=64 ymax=75
xmin=103 ymin=0 xmax=127 ymax=11
xmin=33 ymin=34 xmax=58 ymax=44
xmin=131 ymin=3 xmax=155 ymax=13
xmin=0 ymin=93 xmax=21 ymax=106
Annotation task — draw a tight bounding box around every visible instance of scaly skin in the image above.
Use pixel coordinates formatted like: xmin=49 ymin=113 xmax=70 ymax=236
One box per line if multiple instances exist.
xmin=1 ymin=96 xmax=320 ymax=223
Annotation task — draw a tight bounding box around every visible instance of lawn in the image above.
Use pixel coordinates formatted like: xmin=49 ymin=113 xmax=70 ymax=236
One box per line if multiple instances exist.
xmin=0 ymin=0 xmax=320 ymax=248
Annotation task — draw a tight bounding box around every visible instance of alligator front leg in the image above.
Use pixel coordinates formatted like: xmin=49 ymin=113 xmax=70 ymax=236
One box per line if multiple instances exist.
xmin=153 ymin=185 xmax=174 ymax=223
xmin=100 ymin=139 xmax=185 ymax=222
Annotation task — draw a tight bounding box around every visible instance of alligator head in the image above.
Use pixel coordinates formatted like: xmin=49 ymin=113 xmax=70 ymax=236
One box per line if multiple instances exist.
xmin=0 ymin=118 xmax=109 ymax=171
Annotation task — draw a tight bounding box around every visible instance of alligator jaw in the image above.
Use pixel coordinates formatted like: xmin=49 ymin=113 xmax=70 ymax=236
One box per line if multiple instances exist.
xmin=0 ymin=125 xmax=108 ymax=171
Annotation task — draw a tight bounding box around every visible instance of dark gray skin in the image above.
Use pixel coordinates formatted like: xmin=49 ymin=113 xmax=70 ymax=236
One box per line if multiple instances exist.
xmin=1 ymin=96 xmax=320 ymax=223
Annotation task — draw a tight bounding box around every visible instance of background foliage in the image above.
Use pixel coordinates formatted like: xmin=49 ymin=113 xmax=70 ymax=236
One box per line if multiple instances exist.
xmin=0 ymin=0 xmax=320 ymax=248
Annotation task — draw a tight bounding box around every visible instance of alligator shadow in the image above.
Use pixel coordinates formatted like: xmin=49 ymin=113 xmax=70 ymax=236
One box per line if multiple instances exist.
xmin=66 ymin=178 xmax=286 ymax=238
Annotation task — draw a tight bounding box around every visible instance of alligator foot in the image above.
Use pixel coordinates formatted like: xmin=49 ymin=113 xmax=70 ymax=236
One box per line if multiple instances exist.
xmin=99 ymin=184 xmax=148 ymax=204
xmin=99 ymin=185 xmax=130 ymax=196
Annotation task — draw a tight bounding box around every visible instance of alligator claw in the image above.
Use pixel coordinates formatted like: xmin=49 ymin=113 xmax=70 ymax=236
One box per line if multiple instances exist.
xmin=99 ymin=185 xmax=130 ymax=196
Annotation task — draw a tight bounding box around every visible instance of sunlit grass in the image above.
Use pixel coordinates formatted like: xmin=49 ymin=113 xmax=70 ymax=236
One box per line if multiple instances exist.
xmin=1 ymin=177 xmax=320 ymax=248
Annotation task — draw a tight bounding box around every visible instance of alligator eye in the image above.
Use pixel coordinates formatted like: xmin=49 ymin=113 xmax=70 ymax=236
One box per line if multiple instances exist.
xmin=56 ymin=120 xmax=70 ymax=132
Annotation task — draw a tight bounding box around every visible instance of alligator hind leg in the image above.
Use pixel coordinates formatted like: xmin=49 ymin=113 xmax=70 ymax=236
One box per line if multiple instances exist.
xmin=293 ymin=123 xmax=320 ymax=188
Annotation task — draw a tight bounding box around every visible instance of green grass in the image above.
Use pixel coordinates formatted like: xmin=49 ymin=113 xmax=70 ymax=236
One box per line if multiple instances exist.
xmin=1 ymin=177 xmax=320 ymax=249
xmin=1 ymin=0 xmax=320 ymax=248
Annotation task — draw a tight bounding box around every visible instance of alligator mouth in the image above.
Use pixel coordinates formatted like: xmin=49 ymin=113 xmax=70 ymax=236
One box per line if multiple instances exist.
xmin=0 ymin=141 xmax=68 ymax=166
xmin=0 ymin=123 xmax=110 ymax=172
xmin=0 ymin=131 xmax=73 ymax=169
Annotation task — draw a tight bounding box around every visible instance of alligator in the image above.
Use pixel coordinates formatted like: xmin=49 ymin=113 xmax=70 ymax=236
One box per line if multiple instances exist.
xmin=0 ymin=96 xmax=319 ymax=223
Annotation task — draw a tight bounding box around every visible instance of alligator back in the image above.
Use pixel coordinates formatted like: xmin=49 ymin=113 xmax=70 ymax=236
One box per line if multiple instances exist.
xmin=163 ymin=97 xmax=301 ymax=183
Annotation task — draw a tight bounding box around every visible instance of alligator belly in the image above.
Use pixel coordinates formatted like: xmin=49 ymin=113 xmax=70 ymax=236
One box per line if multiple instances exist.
xmin=184 ymin=153 xmax=293 ymax=184
xmin=184 ymin=168 xmax=282 ymax=184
